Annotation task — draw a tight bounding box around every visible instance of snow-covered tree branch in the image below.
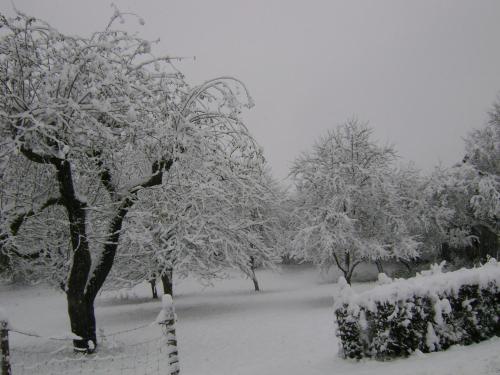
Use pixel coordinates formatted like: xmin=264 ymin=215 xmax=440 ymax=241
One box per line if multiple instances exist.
xmin=0 ymin=10 xmax=266 ymax=352
xmin=290 ymin=119 xmax=421 ymax=283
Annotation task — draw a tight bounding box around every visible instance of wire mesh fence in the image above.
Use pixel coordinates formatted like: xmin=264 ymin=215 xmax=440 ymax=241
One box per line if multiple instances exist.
xmin=1 ymin=295 xmax=180 ymax=375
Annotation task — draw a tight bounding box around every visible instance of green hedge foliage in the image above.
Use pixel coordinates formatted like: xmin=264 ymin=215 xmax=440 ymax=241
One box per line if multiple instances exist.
xmin=334 ymin=259 xmax=500 ymax=359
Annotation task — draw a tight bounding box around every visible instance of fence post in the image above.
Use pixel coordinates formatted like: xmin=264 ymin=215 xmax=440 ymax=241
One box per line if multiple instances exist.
xmin=1 ymin=320 xmax=11 ymax=375
xmin=156 ymin=294 xmax=180 ymax=375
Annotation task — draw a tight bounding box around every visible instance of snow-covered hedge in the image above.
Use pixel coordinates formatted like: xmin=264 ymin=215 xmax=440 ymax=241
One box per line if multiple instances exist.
xmin=334 ymin=259 xmax=500 ymax=359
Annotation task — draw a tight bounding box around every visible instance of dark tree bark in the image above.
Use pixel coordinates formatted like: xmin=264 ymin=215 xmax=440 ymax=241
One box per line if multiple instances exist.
xmin=333 ymin=250 xmax=361 ymax=286
xmin=52 ymin=159 xmax=94 ymax=352
xmin=78 ymin=159 xmax=173 ymax=352
xmin=19 ymin=146 xmax=173 ymax=353
xmin=149 ymin=279 xmax=158 ymax=299
xmin=251 ymin=273 xmax=260 ymax=292
xmin=161 ymin=269 xmax=173 ymax=296
xmin=67 ymin=294 xmax=97 ymax=352
xmin=343 ymin=271 xmax=352 ymax=285
xmin=399 ymin=258 xmax=413 ymax=274
xmin=342 ymin=265 xmax=355 ymax=285
xmin=250 ymin=256 xmax=260 ymax=291
xmin=0 ymin=251 xmax=9 ymax=274
xmin=375 ymin=260 xmax=384 ymax=274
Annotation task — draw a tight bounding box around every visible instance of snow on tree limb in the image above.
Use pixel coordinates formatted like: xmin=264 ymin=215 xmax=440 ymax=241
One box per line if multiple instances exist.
xmin=0 ymin=9 xmax=269 ymax=350
xmin=290 ymin=119 xmax=421 ymax=281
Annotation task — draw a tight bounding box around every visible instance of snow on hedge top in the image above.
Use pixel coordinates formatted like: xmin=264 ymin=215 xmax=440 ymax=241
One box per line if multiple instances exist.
xmin=335 ymin=258 xmax=500 ymax=313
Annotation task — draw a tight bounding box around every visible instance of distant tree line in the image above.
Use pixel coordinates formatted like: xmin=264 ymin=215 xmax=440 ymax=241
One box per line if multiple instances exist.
xmin=287 ymin=109 xmax=499 ymax=281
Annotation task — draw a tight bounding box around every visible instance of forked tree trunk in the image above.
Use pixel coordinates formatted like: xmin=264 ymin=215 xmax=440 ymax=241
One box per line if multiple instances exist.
xmin=161 ymin=269 xmax=174 ymax=296
xmin=67 ymin=161 xmax=170 ymax=353
xmin=400 ymin=258 xmax=412 ymax=272
xmin=20 ymin=148 xmax=173 ymax=354
xmin=69 ymin=160 xmax=172 ymax=353
xmin=53 ymin=159 xmax=96 ymax=353
xmin=343 ymin=270 xmax=352 ymax=285
xmin=333 ymin=250 xmax=360 ymax=286
xmin=375 ymin=260 xmax=384 ymax=274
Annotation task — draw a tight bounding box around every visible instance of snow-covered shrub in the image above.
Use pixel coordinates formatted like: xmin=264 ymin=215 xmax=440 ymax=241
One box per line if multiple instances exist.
xmin=334 ymin=259 xmax=500 ymax=359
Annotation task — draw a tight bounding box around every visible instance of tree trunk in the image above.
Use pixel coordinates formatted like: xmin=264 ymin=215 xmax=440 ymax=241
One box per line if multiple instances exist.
xmin=67 ymin=159 xmax=173 ymax=352
xmin=251 ymin=271 xmax=260 ymax=292
xmin=375 ymin=260 xmax=384 ymax=273
xmin=67 ymin=293 xmax=97 ymax=353
xmin=0 ymin=236 xmax=10 ymax=274
xmin=18 ymin=150 xmax=174 ymax=353
xmin=250 ymin=257 xmax=260 ymax=291
xmin=161 ymin=269 xmax=173 ymax=296
xmin=343 ymin=261 xmax=361 ymax=286
xmin=56 ymin=160 xmax=95 ymax=353
xmin=343 ymin=270 xmax=352 ymax=285
xmin=149 ymin=279 xmax=158 ymax=299
xmin=399 ymin=258 xmax=413 ymax=274
xmin=344 ymin=251 xmax=352 ymax=285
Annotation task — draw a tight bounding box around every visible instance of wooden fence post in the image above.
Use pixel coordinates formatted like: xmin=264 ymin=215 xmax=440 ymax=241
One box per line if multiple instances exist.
xmin=156 ymin=294 xmax=180 ymax=375
xmin=1 ymin=320 xmax=11 ymax=375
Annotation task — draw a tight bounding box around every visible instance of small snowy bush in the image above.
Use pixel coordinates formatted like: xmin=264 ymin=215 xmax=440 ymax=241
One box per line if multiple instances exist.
xmin=334 ymin=259 xmax=500 ymax=359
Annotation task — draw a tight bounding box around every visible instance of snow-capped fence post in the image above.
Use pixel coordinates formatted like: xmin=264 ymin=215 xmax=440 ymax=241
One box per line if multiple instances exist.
xmin=0 ymin=319 xmax=11 ymax=375
xmin=156 ymin=294 xmax=180 ymax=375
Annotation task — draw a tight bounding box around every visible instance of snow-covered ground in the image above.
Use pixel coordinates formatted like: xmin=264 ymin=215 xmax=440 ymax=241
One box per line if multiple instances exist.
xmin=1 ymin=265 xmax=499 ymax=375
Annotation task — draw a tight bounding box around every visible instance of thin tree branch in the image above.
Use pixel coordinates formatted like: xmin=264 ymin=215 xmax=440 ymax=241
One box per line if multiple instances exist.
xmin=332 ymin=251 xmax=346 ymax=274
xmin=85 ymin=158 xmax=174 ymax=300
xmin=20 ymin=145 xmax=61 ymax=165
xmin=10 ymin=196 xmax=63 ymax=235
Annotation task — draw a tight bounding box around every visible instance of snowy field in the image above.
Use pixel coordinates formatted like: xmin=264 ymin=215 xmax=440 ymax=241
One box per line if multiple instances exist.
xmin=1 ymin=265 xmax=499 ymax=375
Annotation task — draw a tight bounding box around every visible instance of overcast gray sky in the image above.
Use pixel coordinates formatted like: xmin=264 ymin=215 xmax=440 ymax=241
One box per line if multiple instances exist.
xmin=2 ymin=0 xmax=500 ymax=181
